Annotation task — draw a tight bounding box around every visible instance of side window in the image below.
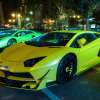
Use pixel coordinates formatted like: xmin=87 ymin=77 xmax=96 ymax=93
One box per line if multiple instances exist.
xmin=20 ymin=32 xmax=26 ymax=36
xmin=24 ymin=31 xmax=32 ymax=34
xmin=40 ymin=34 xmax=55 ymax=42
xmin=15 ymin=31 xmax=26 ymax=37
xmin=71 ymin=33 xmax=96 ymax=48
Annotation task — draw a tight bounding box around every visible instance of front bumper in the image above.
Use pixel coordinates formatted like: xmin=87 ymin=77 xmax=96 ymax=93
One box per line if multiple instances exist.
xmin=0 ymin=70 xmax=40 ymax=90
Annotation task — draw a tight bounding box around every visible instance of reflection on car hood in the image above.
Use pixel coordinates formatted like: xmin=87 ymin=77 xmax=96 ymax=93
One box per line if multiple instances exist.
xmin=1 ymin=43 xmax=63 ymax=62
xmin=0 ymin=35 xmax=8 ymax=39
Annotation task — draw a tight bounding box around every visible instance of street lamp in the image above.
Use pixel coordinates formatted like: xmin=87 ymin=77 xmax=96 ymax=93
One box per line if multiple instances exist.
xmin=11 ymin=13 xmax=16 ymax=18
xmin=8 ymin=19 xmax=12 ymax=23
xmin=26 ymin=17 xmax=30 ymax=22
xmin=73 ymin=15 xmax=81 ymax=19
xmin=12 ymin=19 xmax=15 ymax=23
xmin=29 ymin=11 xmax=33 ymax=15
xmin=77 ymin=15 xmax=80 ymax=19
xmin=10 ymin=12 xmax=22 ymax=28
xmin=73 ymin=15 xmax=76 ymax=18
xmin=17 ymin=13 xmax=21 ymax=17
xmin=17 ymin=13 xmax=22 ymax=28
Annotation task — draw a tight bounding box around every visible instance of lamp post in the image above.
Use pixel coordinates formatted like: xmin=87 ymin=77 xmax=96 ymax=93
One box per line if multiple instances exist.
xmin=29 ymin=11 xmax=33 ymax=15
xmin=8 ymin=19 xmax=12 ymax=23
xmin=29 ymin=11 xmax=34 ymax=24
xmin=11 ymin=13 xmax=22 ymax=28
xmin=26 ymin=17 xmax=30 ymax=22
xmin=17 ymin=13 xmax=22 ymax=28
xmin=11 ymin=13 xmax=16 ymax=18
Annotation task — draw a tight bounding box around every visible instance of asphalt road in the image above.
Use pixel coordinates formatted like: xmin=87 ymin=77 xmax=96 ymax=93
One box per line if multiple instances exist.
xmin=0 ymin=65 xmax=100 ymax=100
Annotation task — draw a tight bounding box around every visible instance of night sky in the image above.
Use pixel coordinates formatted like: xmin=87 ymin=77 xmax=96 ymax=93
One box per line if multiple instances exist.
xmin=0 ymin=0 xmax=18 ymax=21
xmin=0 ymin=0 xmax=100 ymax=22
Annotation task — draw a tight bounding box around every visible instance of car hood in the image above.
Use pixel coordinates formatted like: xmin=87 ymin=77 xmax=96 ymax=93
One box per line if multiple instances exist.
xmin=1 ymin=43 xmax=63 ymax=62
xmin=0 ymin=35 xmax=8 ymax=39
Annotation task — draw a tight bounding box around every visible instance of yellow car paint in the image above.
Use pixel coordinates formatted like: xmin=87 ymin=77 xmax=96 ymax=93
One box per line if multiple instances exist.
xmin=0 ymin=30 xmax=100 ymax=90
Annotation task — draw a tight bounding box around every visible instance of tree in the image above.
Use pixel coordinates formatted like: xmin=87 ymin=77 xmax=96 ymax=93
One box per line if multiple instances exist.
xmin=23 ymin=0 xmax=100 ymax=28
xmin=93 ymin=2 xmax=100 ymax=24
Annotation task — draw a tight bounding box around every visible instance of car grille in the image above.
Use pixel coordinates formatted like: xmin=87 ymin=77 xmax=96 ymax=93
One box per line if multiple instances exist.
xmin=0 ymin=77 xmax=32 ymax=88
xmin=3 ymin=71 xmax=33 ymax=78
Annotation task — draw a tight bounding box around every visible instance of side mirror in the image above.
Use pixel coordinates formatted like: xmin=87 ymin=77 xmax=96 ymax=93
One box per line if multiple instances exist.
xmin=77 ymin=38 xmax=87 ymax=48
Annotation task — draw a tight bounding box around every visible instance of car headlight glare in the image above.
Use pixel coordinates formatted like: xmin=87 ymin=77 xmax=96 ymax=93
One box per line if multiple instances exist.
xmin=24 ymin=57 xmax=46 ymax=67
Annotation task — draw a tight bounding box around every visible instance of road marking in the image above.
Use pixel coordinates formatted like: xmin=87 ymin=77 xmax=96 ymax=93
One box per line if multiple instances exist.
xmin=41 ymin=88 xmax=60 ymax=100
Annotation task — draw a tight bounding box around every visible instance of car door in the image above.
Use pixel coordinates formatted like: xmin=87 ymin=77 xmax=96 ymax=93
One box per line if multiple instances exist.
xmin=20 ymin=30 xmax=35 ymax=42
xmin=14 ymin=31 xmax=33 ymax=43
xmin=14 ymin=31 xmax=25 ymax=42
xmin=71 ymin=33 xmax=100 ymax=72
xmin=18 ymin=30 xmax=32 ymax=42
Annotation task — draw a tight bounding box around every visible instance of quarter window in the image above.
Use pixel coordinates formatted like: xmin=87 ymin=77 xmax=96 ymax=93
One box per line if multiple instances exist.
xmin=71 ymin=33 xmax=96 ymax=48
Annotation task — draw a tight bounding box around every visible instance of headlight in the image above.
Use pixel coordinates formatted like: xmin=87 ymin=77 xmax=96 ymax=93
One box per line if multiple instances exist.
xmin=24 ymin=57 xmax=46 ymax=67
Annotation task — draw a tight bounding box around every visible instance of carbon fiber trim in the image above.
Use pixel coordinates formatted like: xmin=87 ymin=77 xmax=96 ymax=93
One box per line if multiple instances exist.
xmin=2 ymin=71 xmax=33 ymax=78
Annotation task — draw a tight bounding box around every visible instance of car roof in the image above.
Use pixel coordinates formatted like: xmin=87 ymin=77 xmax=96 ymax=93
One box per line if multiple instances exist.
xmin=52 ymin=30 xmax=98 ymax=34
xmin=16 ymin=29 xmax=33 ymax=32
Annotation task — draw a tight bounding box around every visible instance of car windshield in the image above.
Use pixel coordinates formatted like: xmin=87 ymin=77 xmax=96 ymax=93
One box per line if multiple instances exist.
xmin=25 ymin=32 xmax=75 ymax=46
xmin=0 ymin=30 xmax=16 ymax=37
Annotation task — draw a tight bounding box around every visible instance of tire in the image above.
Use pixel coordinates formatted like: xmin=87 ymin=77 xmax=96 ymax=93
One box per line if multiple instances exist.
xmin=7 ymin=39 xmax=16 ymax=46
xmin=56 ymin=54 xmax=77 ymax=83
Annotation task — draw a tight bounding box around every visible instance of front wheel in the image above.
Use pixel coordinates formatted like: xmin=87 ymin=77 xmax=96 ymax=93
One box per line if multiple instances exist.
xmin=56 ymin=55 xmax=77 ymax=83
xmin=7 ymin=39 xmax=16 ymax=46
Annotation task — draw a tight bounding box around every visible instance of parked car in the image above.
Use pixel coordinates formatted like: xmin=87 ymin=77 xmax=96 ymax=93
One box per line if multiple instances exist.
xmin=90 ymin=28 xmax=100 ymax=32
xmin=0 ymin=30 xmax=100 ymax=90
xmin=0 ymin=29 xmax=42 ymax=49
xmin=65 ymin=27 xmax=82 ymax=31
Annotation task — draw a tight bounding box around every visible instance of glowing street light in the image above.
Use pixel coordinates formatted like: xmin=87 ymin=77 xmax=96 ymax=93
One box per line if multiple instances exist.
xmin=10 ymin=12 xmax=22 ymax=28
xmin=77 ymin=15 xmax=80 ymax=19
xmin=11 ymin=13 xmax=16 ymax=18
xmin=26 ymin=17 xmax=30 ymax=21
xmin=12 ymin=19 xmax=15 ymax=22
xmin=17 ymin=13 xmax=21 ymax=17
xmin=29 ymin=11 xmax=33 ymax=15
xmin=8 ymin=19 xmax=12 ymax=22
xmin=73 ymin=15 xmax=80 ymax=19
xmin=17 ymin=14 xmax=22 ymax=28
xmin=8 ymin=19 xmax=15 ymax=23
xmin=73 ymin=15 xmax=76 ymax=18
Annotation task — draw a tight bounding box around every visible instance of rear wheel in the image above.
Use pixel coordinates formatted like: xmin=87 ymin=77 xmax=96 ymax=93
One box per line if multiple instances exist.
xmin=7 ymin=39 xmax=16 ymax=46
xmin=56 ymin=55 xmax=77 ymax=83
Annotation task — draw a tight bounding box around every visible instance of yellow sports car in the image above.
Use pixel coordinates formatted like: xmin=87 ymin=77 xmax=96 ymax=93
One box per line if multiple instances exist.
xmin=0 ymin=30 xmax=100 ymax=90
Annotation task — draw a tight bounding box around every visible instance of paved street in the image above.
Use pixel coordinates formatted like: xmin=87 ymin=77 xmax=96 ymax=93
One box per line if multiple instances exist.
xmin=0 ymin=66 xmax=100 ymax=100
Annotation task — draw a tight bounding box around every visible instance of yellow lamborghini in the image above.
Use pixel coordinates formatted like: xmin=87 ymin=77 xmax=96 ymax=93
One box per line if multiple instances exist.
xmin=0 ymin=30 xmax=100 ymax=90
